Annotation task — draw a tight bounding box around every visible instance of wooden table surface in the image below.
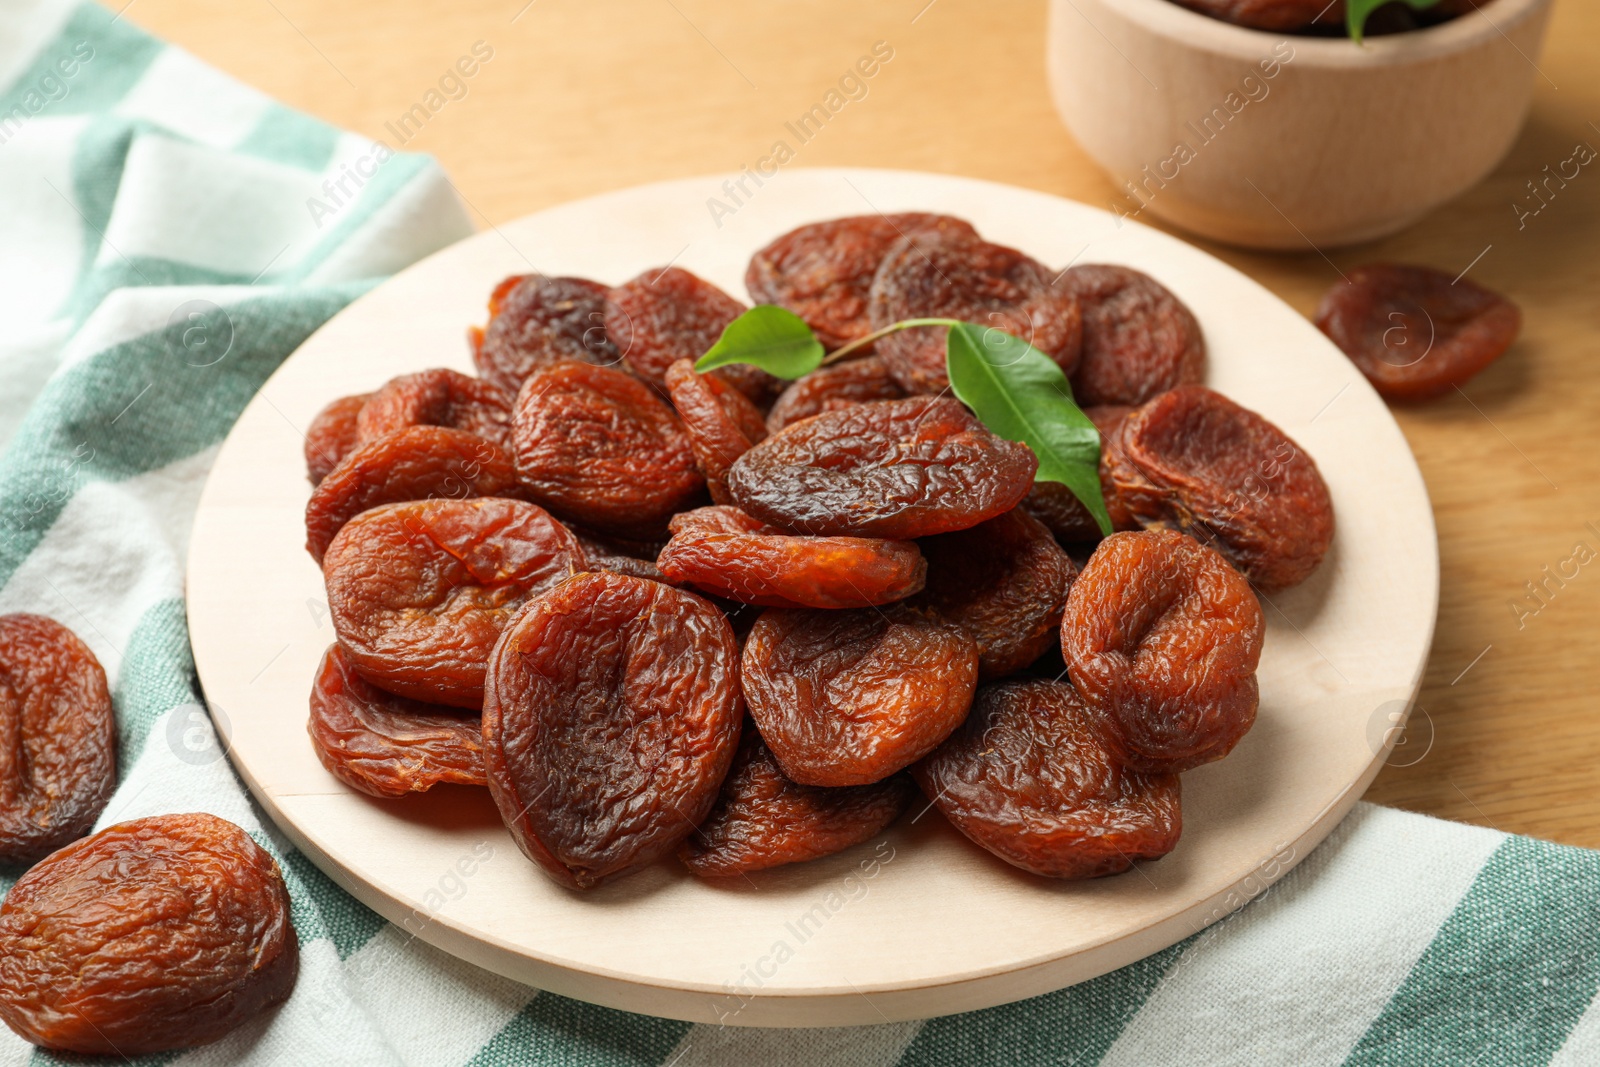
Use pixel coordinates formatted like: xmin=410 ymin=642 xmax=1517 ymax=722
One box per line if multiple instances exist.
xmin=128 ymin=0 xmax=1600 ymax=850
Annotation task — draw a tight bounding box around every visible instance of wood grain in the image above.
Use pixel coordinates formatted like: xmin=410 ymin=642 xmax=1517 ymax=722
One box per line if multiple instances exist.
xmin=129 ymin=0 xmax=1600 ymax=850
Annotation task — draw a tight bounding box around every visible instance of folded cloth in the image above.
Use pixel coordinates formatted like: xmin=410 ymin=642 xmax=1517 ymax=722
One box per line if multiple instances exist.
xmin=1 ymin=3 xmax=1597 ymax=1064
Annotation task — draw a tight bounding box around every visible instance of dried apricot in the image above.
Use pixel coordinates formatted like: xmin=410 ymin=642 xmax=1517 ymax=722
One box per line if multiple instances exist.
xmin=475 ymin=275 xmax=620 ymax=394
xmin=741 ymin=607 xmax=977 ymax=786
xmin=1113 ymin=386 xmax=1334 ymax=592
xmin=912 ymin=679 xmax=1181 ymax=879
xmin=1314 ymin=263 xmax=1521 ymax=402
xmin=357 ymin=368 xmax=514 ymax=449
xmin=906 ymin=507 xmax=1076 ymax=679
xmin=869 ymin=229 xmax=1083 ymax=394
xmin=681 ymin=726 xmax=914 ymax=877
xmin=745 ymin=213 xmax=978 ymax=349
xmin=1060 ymin=264 xmax=1205 ymax=407
xmin=0 ymin=813 xmax=297 ymax=1055
xmin=324 ymin=497 xmax=586 ymax=709
xmin=308 ymin=644 xmax=485 ymax=798
xmin=512 ymin=361 xmax=705 ymax=538
xmin=0 ymin=614 xmax=115 ymax=867
xmin=304 ymin=426 xmax=522 ymax=564
xmin=664 ymin=358 xmax=768 ymax=505
xmin=1062 ymin=529 xmax=1263 ymax=773
xmin=304 ymin=392 xmax=370 ymax=485
xmin=605 ymin=266 xmax=780 ymax=405
xmin=658 ymin=505 xmax=925 ymax=609
xmin=765 ymin=355 xmax=906 ymax=434
xmin=482 ymin=571 xmax=742 ymax=889
xmin=727 ymin=397 xmax=1038 ymax=539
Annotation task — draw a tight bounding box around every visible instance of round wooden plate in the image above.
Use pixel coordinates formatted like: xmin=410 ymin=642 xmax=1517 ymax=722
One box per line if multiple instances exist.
xmin=186 ymin=168 xmax=1438 ymax=1028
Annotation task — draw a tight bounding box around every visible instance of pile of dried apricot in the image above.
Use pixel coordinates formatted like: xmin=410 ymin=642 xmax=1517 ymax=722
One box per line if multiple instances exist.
xmin=298 ymin=212 xmax=1336 ymax=891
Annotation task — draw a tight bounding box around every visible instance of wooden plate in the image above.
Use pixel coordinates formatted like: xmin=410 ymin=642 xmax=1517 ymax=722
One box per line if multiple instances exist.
xmin=186 ymin=168 xmax=1438 ymax=1027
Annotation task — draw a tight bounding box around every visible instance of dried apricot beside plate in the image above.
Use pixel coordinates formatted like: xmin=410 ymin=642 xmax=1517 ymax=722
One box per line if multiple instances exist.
xmin=0 ymin=813 xmax=297 ymax=1054
xmin=0 ymin=614 xmax=115 ymax=866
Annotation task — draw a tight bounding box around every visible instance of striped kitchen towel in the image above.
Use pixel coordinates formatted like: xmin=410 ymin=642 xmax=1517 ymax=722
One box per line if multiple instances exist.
xmin=1 ymin=2 xmax=1597 ymax=1064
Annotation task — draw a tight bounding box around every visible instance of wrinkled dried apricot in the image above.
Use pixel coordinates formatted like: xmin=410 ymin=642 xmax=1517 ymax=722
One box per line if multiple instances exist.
xmin=0 ymin=614 xmax=115 ymax=867
xmin=308 ymin=644 xmax=485 ymax=798
xmin=912 ymin=679 xmax=1181 ymax=879
xmin=0 ymin=813 xmax=297 ymax=1055
xmin=605 ymin=266 xmax=780 ymax=405
xmin=765 ymin=355 xmax=906 ymax=434
xmin=1113 ymin=386 xmax=1334 ymax=592
xmin=483 ymin=571 xmax=742 ymax=889
xmin=1061 ymin=264 xmax=1205 ymax=407
xmin=304 ymin=393 xmax=370 ymax=485
xmin=658 ymin=505 xmax=925 ymax=609
xmin=1167 ymin=0 xmax=1341 ymax=30
xmin=475 ymin=275 xmax=620 ymax=394
xmin=512 ymin=361 xmax=705 ymax=538
xmin=727 ymin=397 xmax=1038 ymax=539
xmin=324 ymin=498 xmax=586 ymax=709
xmin=906 ymin=508 xmax=1076 ymax=679
xmin=742 ymin=607 xmax=977 ymax=786
xmin=357 ymin=368 xmax=514 ymax=450
xmin=682 ymin=726 xmax=914 ymax=877
xmin=746 ymin=213 xmax=978 ymax=350
xmin=869 ymin=229 xmax=1083 ymax=394
xmin=305 ymin=426 xmax=522 ymax=563
xmin=1063 ymin=529 xmax=1263 ymax=773
xmin=664 ymin=358 xmax=768 ymax=505
xmin=1314 ymin=263 xmax=1521 ymax=402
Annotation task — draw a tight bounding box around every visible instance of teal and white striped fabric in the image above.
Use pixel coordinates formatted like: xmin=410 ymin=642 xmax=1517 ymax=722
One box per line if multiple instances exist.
xmin=2 ymin=2 xmax=1597 ymax=1063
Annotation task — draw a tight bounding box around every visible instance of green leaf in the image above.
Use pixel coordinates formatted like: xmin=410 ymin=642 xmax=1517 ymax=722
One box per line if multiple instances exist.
xmin=945 ymin=322 xmax=1112 ymax=536
xmin=694 ymin=305 xmax=825 ymax=380
xmin=1346 ymin=0 xmax=1441 ymax=43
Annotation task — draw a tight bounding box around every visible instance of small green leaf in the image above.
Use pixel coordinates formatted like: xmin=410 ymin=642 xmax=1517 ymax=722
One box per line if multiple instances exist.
xmin=695 ymin=305 xmax=825 ymax=380
xmin=945 ymin=322 xmax=1112 ymax=536
xmin=1346 ymin=0 xmax=1441 ymax=43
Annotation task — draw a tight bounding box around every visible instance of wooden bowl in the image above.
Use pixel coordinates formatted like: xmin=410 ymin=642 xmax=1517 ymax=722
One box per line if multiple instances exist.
xmin=187 ymin=168 xmax=1438 ymax=1026
xmin=1046 ymin=0 xmax=1554 ymax=249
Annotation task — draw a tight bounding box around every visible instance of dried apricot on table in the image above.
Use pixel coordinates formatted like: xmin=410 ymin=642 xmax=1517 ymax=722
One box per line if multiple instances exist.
xmin=745 ymin=213 xmax=978 ymax=350
xmin=309 ymin=644 xmax=485 ymax=798
xmin=682 ymin=726 xmax=915 ymax=877
xmin=1060 ymin=264 xmax=1205 ymax=407
xmin=1063 ymin=529 xmax=1263 ymax=774
xmin=304 ymin=425 xmax=523 ymax=563
xmin=1113 ymin=386 xmax=1335 ymax=592
xmin=869 ymin=228 xmax=1083 ymax=394
xmin=304 ymin=392 xmax=370 ymax=485
xmin=741 ymin=607 xmax=977 ymax=786
xmin=357 ymin=368 xmax=515 ymax=449
xmin=664 ymin=358 xmax=768 ymax=505
xmin=912 ymin=679 xmax=1181 ymax=879
xmin=605 ymin=266 xmax=780 ymax=405
xmin=474 ymin=274 xmax=620 ymax=394
xmin=324 ymin=497 xmax=586 ymax=709
xmin=765 ymin=355 xmax=905 ymax=434
xmin=482 ymin=571 xmax=742 ymax=889
xmin=0 ymin=614 xmax=115 ymax=867
xmin=1313 ymin=263 xmax=1521 ymax=402
xmin=512 ymin=361 xmax=705 ymax=538
xmin=727 ymin=397 xmax=1038 ymax=539
xmin=657 ymin=505 xmax=925 ymax=609
xmin=905 ymin=507 xmax=1076 ymax=679
xmin=0 ymin=813 xmax=297 ymax=1055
